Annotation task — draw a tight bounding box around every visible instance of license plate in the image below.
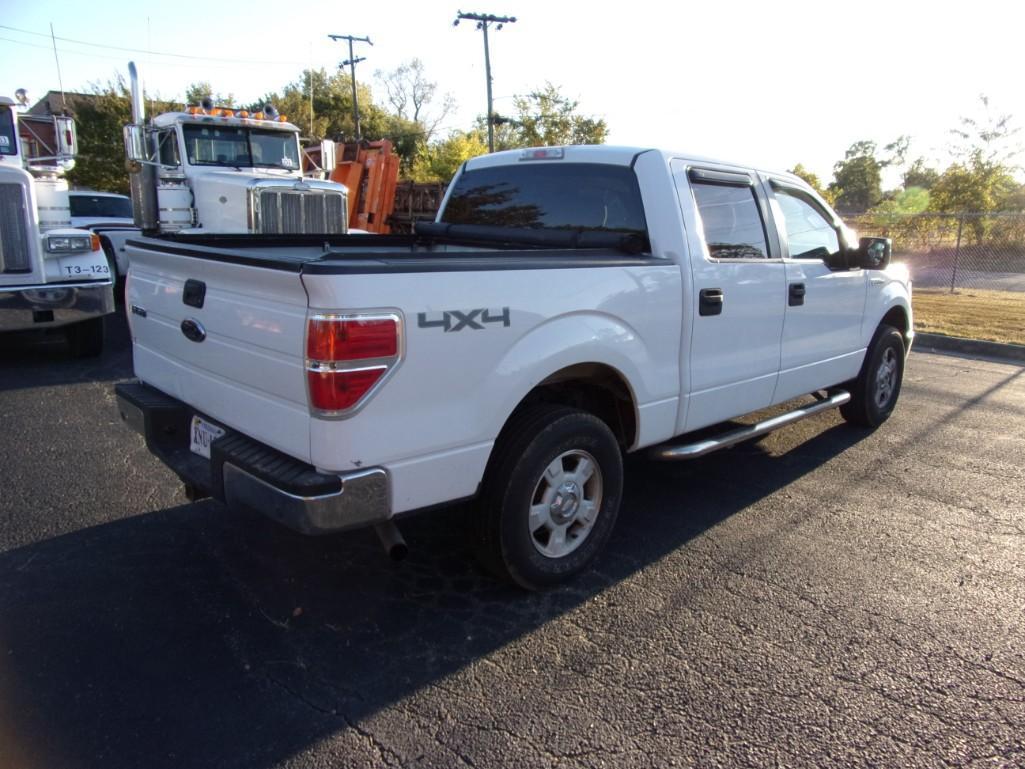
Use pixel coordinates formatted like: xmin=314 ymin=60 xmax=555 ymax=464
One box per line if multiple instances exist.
xmin=190 ymin=415 xmax=225 ymax=459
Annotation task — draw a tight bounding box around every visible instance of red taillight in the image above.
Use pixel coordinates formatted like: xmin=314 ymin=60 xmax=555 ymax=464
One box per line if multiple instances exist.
xmin=307 ymin=317 xmax=398 ymax=361
xmin=306 ymin=314 xmax=401 ymax=414
xmin=307 ymin=367 xmax=387 ymax=411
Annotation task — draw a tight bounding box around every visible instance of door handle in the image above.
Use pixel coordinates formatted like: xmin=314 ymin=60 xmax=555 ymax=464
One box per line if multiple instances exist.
xmin=698 ymin=288 xmax=724 ymax=316
xmin=788 ymin=282 xmax=806 ymax=307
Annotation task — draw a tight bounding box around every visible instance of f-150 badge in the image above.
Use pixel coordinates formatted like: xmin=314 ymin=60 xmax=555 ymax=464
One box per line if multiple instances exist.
xmin=417 ymin=307 xmax=510 ymax=332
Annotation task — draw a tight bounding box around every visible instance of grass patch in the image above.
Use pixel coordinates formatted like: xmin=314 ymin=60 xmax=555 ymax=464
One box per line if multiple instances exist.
xmin=913 ymin=288 xmax=1025 ymax=346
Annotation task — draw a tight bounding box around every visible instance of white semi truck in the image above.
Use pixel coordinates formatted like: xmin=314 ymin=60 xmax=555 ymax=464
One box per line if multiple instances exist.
xmin=116 ymin=63 xmax=345 ymax=248
xmin=0 ymin=96 xmax=114 ymax=356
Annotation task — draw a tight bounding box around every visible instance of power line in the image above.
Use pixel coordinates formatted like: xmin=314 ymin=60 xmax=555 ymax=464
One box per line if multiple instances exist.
xmin=0 ymin=23 xmax=307 ymax=65
xmin=453 ymin=11 xmax=516 ymax=153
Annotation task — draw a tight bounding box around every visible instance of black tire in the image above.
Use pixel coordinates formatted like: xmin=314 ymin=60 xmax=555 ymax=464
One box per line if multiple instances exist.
xmin=473 ymin=404 xmax=624 ymax=590
xmin=66 ymin=316 xmax=105 ymax=358
xmin=841 ymin=324 xmax=905 ymax=428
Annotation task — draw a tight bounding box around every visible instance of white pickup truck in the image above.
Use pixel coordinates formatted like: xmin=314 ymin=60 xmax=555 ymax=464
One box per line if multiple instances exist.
xmin=115 ymin=145 xmax=912 ymax=588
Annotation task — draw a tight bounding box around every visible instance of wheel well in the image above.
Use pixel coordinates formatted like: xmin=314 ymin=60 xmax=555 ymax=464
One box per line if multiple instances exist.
xmin=881 ymin=306 xmax=909 ymax=339
xmin=507 ymin=363 xmax=637 ymax=449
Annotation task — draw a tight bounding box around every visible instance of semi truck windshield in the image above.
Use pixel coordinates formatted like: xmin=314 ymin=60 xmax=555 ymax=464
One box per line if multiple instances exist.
xmin=182 ymin=124 xmax=300 ymax=170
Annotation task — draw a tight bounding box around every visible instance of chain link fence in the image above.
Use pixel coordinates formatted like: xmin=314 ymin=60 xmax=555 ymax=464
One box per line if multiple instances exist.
xmin=845 ymin=212 xmax=1025 ymax=293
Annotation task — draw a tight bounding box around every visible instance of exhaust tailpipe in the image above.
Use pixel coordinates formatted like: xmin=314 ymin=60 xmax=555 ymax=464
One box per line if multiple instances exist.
xmin=374 ymin=521 xmax=408 ymax=562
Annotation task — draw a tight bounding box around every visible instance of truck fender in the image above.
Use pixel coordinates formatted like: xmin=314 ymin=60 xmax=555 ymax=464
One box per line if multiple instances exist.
xmin=482 ymin=311 xmax=652 ymax=449
xmin=861 ymin=284 xmax=912 ymax=349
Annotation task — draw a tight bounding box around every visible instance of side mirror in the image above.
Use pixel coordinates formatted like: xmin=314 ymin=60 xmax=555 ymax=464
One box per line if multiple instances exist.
xmin=123 ymin=124 xmax=147 ymax=173
xmin=856 ymin=236 xmax=891 ymax=270
xmin=319 ymin=139 xmax=337 ymax=179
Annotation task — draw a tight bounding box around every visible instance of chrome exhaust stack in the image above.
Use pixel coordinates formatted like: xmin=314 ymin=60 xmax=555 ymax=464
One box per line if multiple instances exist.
xmin=124 ymin=61 xmax=159 ymax=232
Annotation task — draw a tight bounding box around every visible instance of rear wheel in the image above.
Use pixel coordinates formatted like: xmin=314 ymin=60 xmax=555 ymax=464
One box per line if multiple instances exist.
xmin=473 ymin=405 xmax=623 ymax=590
xmin=841 ymin=325 xmax=905 ymax=427
xmin=66 ymin=317 xmax=105 ymax=358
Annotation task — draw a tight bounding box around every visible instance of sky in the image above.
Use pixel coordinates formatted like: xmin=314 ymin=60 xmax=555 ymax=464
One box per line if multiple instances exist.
xmin=2 ymin=0 xmax=1022 ymax=186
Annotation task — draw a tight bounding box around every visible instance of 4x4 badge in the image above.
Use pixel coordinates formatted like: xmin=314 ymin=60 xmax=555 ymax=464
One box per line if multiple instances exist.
xmin=417 ymin=307 xmax=510 ymax=332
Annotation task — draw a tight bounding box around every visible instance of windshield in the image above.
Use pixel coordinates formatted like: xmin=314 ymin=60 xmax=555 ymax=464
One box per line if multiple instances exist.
xmin=70 ymin=194 xmax=133 ymax=219
xmin=0 ymin=107 xmax=17 ymax=156
xmin=182 ymin=124 xmax=300 ymax=170
xmin=441 ymin=163 xmax=648 ymax=236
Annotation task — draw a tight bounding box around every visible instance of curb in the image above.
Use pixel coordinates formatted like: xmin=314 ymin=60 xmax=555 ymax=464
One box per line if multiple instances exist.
xmin=914 ymin=332 xmax=1025 ymax=364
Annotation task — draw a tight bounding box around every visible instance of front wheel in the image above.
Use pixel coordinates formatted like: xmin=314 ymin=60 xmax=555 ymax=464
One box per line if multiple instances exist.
xmin=473 ymin=405 xmax=624 ymax=590
xmin=841 ymin=325 xmax=905 ymax=428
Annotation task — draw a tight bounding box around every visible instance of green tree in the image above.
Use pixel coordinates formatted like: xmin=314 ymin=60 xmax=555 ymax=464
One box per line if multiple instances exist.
xmin=789 ymin=163 xmax=835 ymax=203
xmin=997 ymin=183 xmax=1025 ymax=211
xmin=928 ymin=95 xmax=1021 ymax=219
xmin=903 ymin=157 xmax=940 ymax=190
xmin=409 ymin=129 xmax=488 ymax=182
xmin=828 ymin=140 xmax=883 ymax=212
xmin=485 ymin=83 xmax=608 ymax=150
xmin=184 ymin=82 xmax=235 ymax=108
xmin=870 ymin=186 xmax=930 ymax=219
xmin=66 ymin=77 xmax=175 ymax=194
xmin=929 ymin=162 xmax=1016 ymax=213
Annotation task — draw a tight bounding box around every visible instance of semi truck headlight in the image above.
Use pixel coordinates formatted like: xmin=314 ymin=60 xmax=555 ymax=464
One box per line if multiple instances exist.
xmin=46 ymin=235 xmax=92 ymax=253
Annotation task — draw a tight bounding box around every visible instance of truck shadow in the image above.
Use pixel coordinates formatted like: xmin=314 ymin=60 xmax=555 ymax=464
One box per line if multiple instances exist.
xmin=0 ymin=422 xmax=866 ymax=769
xmin=0 ymin=312 xmax=132 ymax=391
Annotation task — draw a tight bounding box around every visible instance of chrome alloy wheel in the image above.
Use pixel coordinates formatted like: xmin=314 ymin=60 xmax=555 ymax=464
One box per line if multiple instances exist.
xmin=528 ymin=449 xmax=603 ymax=559
xmin=874 ymin=346 xmax=899 ymax=409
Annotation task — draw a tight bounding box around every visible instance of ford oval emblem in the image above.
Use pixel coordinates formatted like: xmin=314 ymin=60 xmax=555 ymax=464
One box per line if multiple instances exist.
xmin=181 ymin=318 xmax=206 ymax=343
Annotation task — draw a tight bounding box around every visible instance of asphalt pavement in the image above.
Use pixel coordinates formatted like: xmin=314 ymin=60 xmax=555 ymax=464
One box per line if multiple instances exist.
xmin=1 ymin=315 xmax=1023 ymax=768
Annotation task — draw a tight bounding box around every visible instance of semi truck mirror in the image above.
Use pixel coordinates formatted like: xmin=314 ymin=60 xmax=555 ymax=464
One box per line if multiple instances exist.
xmin=123 ymin=124 xmax=147 ymax=173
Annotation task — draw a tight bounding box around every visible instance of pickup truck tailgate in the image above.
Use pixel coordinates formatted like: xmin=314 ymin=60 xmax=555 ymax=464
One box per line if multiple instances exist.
xmin=126 ymin=241 xmax=313 ymax=462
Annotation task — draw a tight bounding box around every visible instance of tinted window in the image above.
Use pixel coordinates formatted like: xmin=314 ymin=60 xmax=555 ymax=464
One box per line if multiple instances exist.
xmin=0 ymin=107 xmax=17 ymax=156
xmin=691 ymin=182 xmax=769 ymax=259
xmin=70 ymin=195 xmax=133 ymax=218
xmin=441 ymin=163 xmax=647 ymax=236
xmin=773 ymin=187 xmax=840 ymax=260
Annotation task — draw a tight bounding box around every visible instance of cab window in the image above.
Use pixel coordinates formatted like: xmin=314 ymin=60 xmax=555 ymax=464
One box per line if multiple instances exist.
xmin=157 ymin=129 xmax=180 ymax=167
xmin=773 ymin=186 xmax=840 ymax=261
xmin=691 ymin=181 xmax=769 ymax=259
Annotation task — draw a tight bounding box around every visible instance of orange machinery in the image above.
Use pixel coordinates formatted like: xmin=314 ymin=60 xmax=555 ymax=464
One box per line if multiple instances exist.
xmin=327 ymin=140 xmax=401 ymax=234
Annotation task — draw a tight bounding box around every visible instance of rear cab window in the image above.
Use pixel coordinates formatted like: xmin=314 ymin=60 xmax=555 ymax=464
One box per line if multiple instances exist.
xmin=441 ymin=163 xmax=649 ymax=243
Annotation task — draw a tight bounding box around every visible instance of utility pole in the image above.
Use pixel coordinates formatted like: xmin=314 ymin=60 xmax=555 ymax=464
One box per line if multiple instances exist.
xmin=453 ymin=11 xmax=516 ymax=153
xmin=328 ymin=34 xmax=373 ymax=141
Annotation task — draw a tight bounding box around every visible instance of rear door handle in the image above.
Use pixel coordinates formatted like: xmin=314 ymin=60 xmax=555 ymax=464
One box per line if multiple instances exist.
xmin=698 ymin=288 xmax=724 ymax=316
xmin=788 ymin=282 xmax=806 ymax=307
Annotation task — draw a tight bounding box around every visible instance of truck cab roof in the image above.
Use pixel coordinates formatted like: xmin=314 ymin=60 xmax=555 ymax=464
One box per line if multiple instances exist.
xmin=465 ymin=144 xmax=807 ymax=188
xmin=151 ymin=112 xmax=300 ymax=133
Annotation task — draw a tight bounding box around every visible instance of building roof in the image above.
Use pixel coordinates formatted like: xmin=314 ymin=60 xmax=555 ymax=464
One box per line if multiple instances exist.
xmin=27 ymin=91 xmax=99 ymax=117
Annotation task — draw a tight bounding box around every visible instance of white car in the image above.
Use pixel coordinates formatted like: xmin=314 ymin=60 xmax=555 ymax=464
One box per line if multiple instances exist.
xmin=69 ymin=190 xmax=134 ymax=228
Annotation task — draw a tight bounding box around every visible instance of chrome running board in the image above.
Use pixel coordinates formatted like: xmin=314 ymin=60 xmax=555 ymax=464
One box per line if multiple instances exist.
xmin=649 ymin=390 xmax=851 ymax=461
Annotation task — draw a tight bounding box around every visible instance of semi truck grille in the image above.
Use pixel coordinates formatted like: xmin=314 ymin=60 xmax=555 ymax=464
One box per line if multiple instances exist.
xmin=0 ymin=183 xmax=32 ymax=273
xmin=256 ymin=189 xmax=347 ymax=235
